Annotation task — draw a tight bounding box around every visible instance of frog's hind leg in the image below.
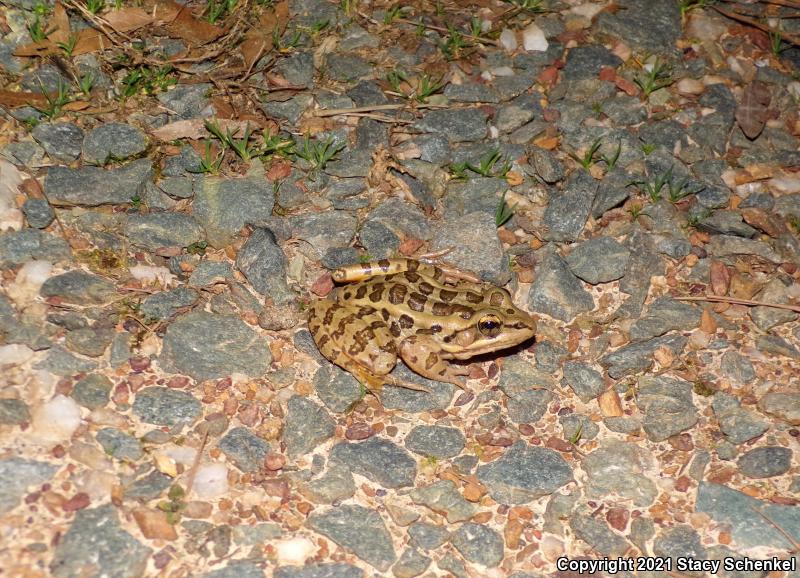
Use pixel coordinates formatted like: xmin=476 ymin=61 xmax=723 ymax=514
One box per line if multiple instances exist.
xmin=398 ymin=335 xmax=471 ymax=391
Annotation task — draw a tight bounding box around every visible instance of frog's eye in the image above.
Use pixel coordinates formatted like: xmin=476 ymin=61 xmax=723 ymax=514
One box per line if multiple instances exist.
xmin=477 ymin=314 xmax=502 ymax=337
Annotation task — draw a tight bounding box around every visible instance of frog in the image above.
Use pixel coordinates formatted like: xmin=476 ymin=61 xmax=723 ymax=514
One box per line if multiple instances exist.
xmin=307 ymin=258 xmax=536 ymax=392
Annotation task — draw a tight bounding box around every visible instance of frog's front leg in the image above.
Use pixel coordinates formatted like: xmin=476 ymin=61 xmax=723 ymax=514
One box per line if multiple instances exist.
xmin=398 ymin=335 xmax=471 ymax=390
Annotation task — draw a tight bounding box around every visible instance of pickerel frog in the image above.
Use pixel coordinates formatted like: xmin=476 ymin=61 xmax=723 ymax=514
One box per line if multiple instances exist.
xmin=308 ymin=258 xmax=536 ymax=392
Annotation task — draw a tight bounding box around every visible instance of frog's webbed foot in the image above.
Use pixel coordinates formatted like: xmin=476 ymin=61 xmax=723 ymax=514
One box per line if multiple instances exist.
xmin=349 ymin=365 xmax=431 ymax=394
xmin=399 ymin=337 xmax=472 ymax=392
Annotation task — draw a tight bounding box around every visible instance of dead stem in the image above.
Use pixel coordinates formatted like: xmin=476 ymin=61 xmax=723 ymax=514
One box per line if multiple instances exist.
xmin=675 ymin=295 xmax=800 ymax=313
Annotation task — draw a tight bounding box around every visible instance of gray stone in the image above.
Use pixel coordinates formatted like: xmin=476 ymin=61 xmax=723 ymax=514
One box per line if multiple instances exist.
xmin=31 ymin=122 xmax=84 ymax=162
xmin=236 ymin=228 xmax=293 ymax=304
xmin=283 ymin=396 xmax=335 ymax=458
xmin=358 ymin=220 xmax=399 ymax=259
xmin=274 ymin=51 xmax=314 ymax=87
xmin=563 ymin=45 xmax=622 ymax=80
xmin=583 ymin=441 xmax=658 ymax=507
xmin=232 ymin=522 xmax=282 ymax=545
xmin=410 ymin=480 xmax=476 ymax=523
xmin=756 ymin=334 xmax=800 ymax=360
xmin=274 ymin=564 xmax=362 ymax=578
xmin=697 ymin=482 xmax=800 ymax=550
xmin=299 ymin=464 xmax=355 ymax=504
xmin=698 ymin=210 xmax=757 ymax=238
xmin=219 ymin=427 xmax=269 ymax=472
xmin=413 ymin=108 xmax=488 ymax=142
xmin=96 ymin=427 xmax=143 ymax=461
xmin=615 ymin=229 xmax=662 ymax=318
xmin=600 ymin=333 xmax=687 ymax=378
xmin=497 ymin=355 xmax=558 ymax=398
xmin=44 ymin=158 xmax=153 ymax=206
xmin=126 ymin=212 xmax=204 ymax=251
xmin=193 ymin=175 xmax=275 ymax=247
xmin=50 ymin=505 xmax=151 ymax=578
xmin=570 ymin=514 xmax=630 ymax=557
xmin=451 ymin=523 xmax=504 ymax=567
xmin=307 ymin=505 xmax=396 ymax=571
xmin=719 ymin=351 xmax=756 ymax=384
xmin=543 ymin=170 xmax=597 ymax=242
xmin=287 ymin=211 xmax=357 ymax=258
xmin=124 ymin=470 xmax=172 ymax=500
xmin=65 ymin=326 xmax=115 ymax=357
xmin=560 ymin=414 xmax=599 ymax=441
xmin=34 ymin=345 xmax=97 ymax=376
xmin=2 ymin=140 xmax=46 ymax=167
xmin=379 ymin=364 xmax=457 ymax=413
xmin=159 ymin=176 xmax=194 ymax=199
xmin=82 ymin=123 xmax=148 ymax=165
xmin=393 ymin=548 xmax=430 ymax=578
xmin=312 ymin=364 xmax=362 ymax=413
xmin=325 ymin=54 xmax=372 ymax=82
xmin=533 ymin=340 xmax=567 ymax=373
xmin=528 ymin=246 xmax=595 ymax=322
xmin=757 ymin=392 xmax=800 ymax=425
xmin=262 ymin=93 xmax=314 ymax=125
xmin=132 ymin=387 xmax=202 ymax=427
xmin=430 ymin=212 xmax=510 ymax=285
xmin=594 ymin=0 xmax=680 ymax=53
xmin=41 ymin=271 xmax=116 ymax=305
xmin=0 ymin=229 xmax=70 ymax=268
xmin=737 ymin=446 xmax=792 ymax=479
xmin=712 ymin=392 xmax=769 ymax=445
xmin=444 ymin=82 xmax=497 ymax=103
xmin=71 ymin=374 xmax=113 ymax=409
xmin=751 ymin=278 xmax=798 ymax=331
xmin=157 ymin=83 xmax=212 ymax=119
xmin=638 ymin=375 xmax=698 ymax=441
xmin=408 ymin=522 xmax=449 ymax=550
xmin=0 ymin=398 xmax=30 ymax=425
xmin=0 ymin=457 xmax=58 ymax=514
xmin=477 ymin=441 xmax=572 ymax=504
xmin=437 ymin=553 xmax=468 ymax=578
xmin=653 ymin=525 xmax=706 ymax=568
xmin=562 ymin=362 xmax=604 ymax=402
xmin=629 ymin=297 xmax=701 ymax=342
xmin=529 ymin=147 xmax=564 ymax=184
xmin=507 ymin=389 xmax=554 ymax=425
xmin=140 ymin=287 xmax=199 ymax=321
xmin=705 ymin=235 xmax=782 ymax=263
xmin=22 ymin=198 xmax=55 ymax=229
xmin=159 ymin=311 xmax=271 ymax=380
xmin=188 ymin=261 xmax=233 ymax=287
xmin=330 ymin=437 xmax=416 ymax=489
xmin=404 ymin=426 xmax=465 ymax=459
xmin=202 ymin=562 xmax=264 ymax=578
xmin=565 ymin=236 xmax=630 ymax=284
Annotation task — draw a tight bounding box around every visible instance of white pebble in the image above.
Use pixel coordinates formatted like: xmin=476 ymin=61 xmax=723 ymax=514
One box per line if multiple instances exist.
xmin=31 ymin=395 xmax=82 ymax=442
xmin=676 ymin=78 xmax=705 ymax=96
xmin=7 ymin=260 xmax=53 ymax=305
xmin=768 ymin=175 xmax=800 ymax=194
xmin=128 ymin=265 xmax=175 ymax=286
xmin=192 ymin=463 xmax=229 ymax=498
xmin=274 ymin=537 xmax=316 ymax=565
xmin=499 ymin=28 xmax=517 ymax=52
xmin=522 ymin=22 xmax=548 ymax=52
xmin=0 ymin=344 xmax=35 ymax=365
xmin=490 ymin=66 xmax=515 ymax=77
xmin=0 ymin=160 xmax=24 ymax=232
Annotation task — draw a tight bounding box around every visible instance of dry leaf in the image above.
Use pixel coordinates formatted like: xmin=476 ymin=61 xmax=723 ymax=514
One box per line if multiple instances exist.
xmin=159 ymin=0 xmax=223 ymax=45
xmin=597 ymin=389 xmax=623 ymax=417
xmin=699 ymin=309 xmax=717 ymax=334
xmin=653 ymin=345 xmax=675 ymax=368
xmin=49 ymin=1 xmax=71 ymax=46
xmin=266 ymin=160 xmax=292 ymax=182
xmin=709 ymin=261 xmax=731 ymax=296
xmin=736 ymin=81 xmax=771 ymax=140
xmin=240 ymin=0 xmax=288 ymax=68
xmin=150 ymin=118 xmax=250 ymax=141
xmin=505 ymin=170 xmax=524 ymax=186
xmin=0 ymin=90 xmax=48 ymax=109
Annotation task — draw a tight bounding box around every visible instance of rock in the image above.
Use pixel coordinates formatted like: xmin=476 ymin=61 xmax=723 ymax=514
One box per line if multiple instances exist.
xmin=719 ymin=351 xmax=756 ymax=384
xmin=325 ymin=53 xmax=372 ymax=82
xmin=737 ymin=447 xmax=792 ymax=479
xmin=330 ymin=437 xmax=416 ymax=489
xmin=756 ymin=335 xmax=800 ymax=360
xmin=125 ymin=470 xmax=172 ymax=500
xmin=757 ymin=392 xmax=800 ymax=425
xmin=705 ymin=235 xmax=782 ymax=263
xmin=565 ymin=236 xmax=630 ymax=284
xmin=711 ymin=393 xmax=769 ymax=445
xmin=203 ymin=562 xmax=265 ymax=578
xmin=696 ymin=482 xmax=800 ymax=550
xmin=34 ymin=345 xmax=97 ymax=376
xmin=22 ymin=198 xmax=55 ymax=229
xmin=274 ymin=564 xmax=362 ymax=578
xmin=298 ymin=464 xmax=355 ymax=504
xmin=287 ymin=211 xmax=358 ymax=259
xmin=404 ymin=426 xmax=465 ymax=459
xmin=307 ymin=505 xmax=396 ymax=571
xmin=698 ymin=210 xmax=757 ymax=238
xmin=0 ymin=457 xmax=58 ymax=514
xmin=653 ymin=525 xmax=705 ymax=569
xmin=528 ymin=246 xmax=595 ymax=322
xmin=187 ymin=261 xmax=233 ymax=287
xmin=437 ymin=553 xmax=468 ymax=578
xmin=156 ymin=83 xmax=212 ymax=119
xmin=451 ymin=523 xmax=504 ymax=567
xmin=140 ymin=287 xmax=199 ymax=321
xmin=65 ymin=326 xmax=115 ymax=357
xmin=71 ymin=374 xmax=113 ymax=409
xmin=31 ymin=122 xmax=84 ymax=162
xmin=0 ymin=229 xmax=71 ymax=268
xmin=50 ymin=505 xmax=151 ymax=578
xmin=380 ymin=364 xmax=457 ymax=413
xmin=159 ymin=311 xmax=270 ymax=380
xmin=629 ymin=297 xmax=701 ymax=342
xmin=522 ymin=22 xmax=548 ymax=52
xmin=583 ymin=441 xmax=658 ymax=507
xmin=477 ymin=441 xmax=572 ymax=504
xmin=430 ymin=212 xmax=510 ymax=286
xmin=600 ymin=333 xmax=687 ymax=378
xmin=393 ymin=548 xmax=430 ymax=578
xmin=96 ymin=428 xmax=143 ymax=461
xmin=563 ymin=45 xmax=622 ymax=80
xmin=31 ymin=395 xmax=82 ymax=442
xmin=543 ymin=170 xmax=597 ymax=242
xmin=637 ymin=376 xmax=698 ymax=442
xmin=312 ymin=365 xmax=362 ymax=413
xmin=562 ymin=362 xmax=604 ymax=402
xmin=570 ymin=514 xmax=630 ymax=557
xmin=413 ymin=109 xmax=488 ymax=142
xmin=236 ymin=228 xmax=293 ymax=304
xmin=193 ymin=175 xmax=275 ymax=247
xmin=44 ymin=159 xmax=153 ymax=206
xmin=0 ymin=398 xmax=30 ymax=425
xmin=594 ymin=0 xmax=681 ymax=54
xmin=82 ymin=123 xmax=148 ymax=165
xmin=218 ymin=427 xmax=269 ymax=472
xmin=529 ymin=147 xmax=564 ymax=184
xmin=126 ymin=212 xmax=204 ymax=251
xmin=408 ymin=522 xmax=450 ymax=550
xmin=410 ymin=480 xmax=476 ymax=523
xmin=750 ymin=278 xmax=798 ymax=331
xmin=40 ymin=270 xmax=116 ymax=305
xmin=283 ymin=396 xmax=336 ymax=458
xmin=132 ymin=387 xmax=202 ymax=427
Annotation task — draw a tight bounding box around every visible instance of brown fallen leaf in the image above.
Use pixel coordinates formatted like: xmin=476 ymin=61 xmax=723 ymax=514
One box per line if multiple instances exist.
xmin=597 ymin=389 xmax=623 ymax=417
xmin=709 ymin=260 xmax=731 ymax=296
xmin=150 ymin=118 xmax=250 ymax=141
xmin=160 ymin=0 xmax=223 ymax=45
xmin=0 ymin=90 xmax=48 ymax=109
xmin=736 ymin=81 xmax=771 ymax=140
xmin=699 ymin=309 xmax=717 ymax=334
xmin=240 ymin=0 xmax=289 ymax=69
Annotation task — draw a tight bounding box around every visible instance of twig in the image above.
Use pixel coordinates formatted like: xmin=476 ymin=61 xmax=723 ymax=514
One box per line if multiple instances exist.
xmin=314 ymin=103 xmax=446 ymax=117
xmin=358 ymin=11 xmax=500 ymax=46
xmin=674 ymin=295 xmax=800 ymax=313
xmin=750 ymin=505 xmax=800 ymax=553
xmin=713 ymin=4 xmax=800 ymax=45
xmin=720 ymin=0 xmax=800 ymax=9
xmin=184 ymin=429 xmax=209 ymax=498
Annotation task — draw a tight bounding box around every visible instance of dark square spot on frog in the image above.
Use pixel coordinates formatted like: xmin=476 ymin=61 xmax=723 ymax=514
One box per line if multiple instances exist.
xmin=408 ymin=293 xmax=427 ymax=312
xmin=418 ymin=281 xmax=434 ymax=295
xmin=388 ymin=284 xmax=407 ymax=304
xmin=369 ymin=283 xmax=385 ymax=303
xmin=440 ymin=289 xmax=458 ymax=302
xmin=355 ymin=285 xmax=368 ymax=299
xmin=432 ymin=302 xmax=452 ymax=316
xmin=390 ymin=321 xmax=401 ymax=337
xmin=465 ymin=291 xmax=483 ymax=304
xmin=380 ymin=308 xmax=391 ymax=321
xmin=378 ymin=259 xmax=391 ymax=271
xmin=399 ymin=314 xmax=414 ymax=329
xmin=404 ymin=271 xmax=420 ymax=283
xmin=489 ymin=291 xmax=506 ymax=306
